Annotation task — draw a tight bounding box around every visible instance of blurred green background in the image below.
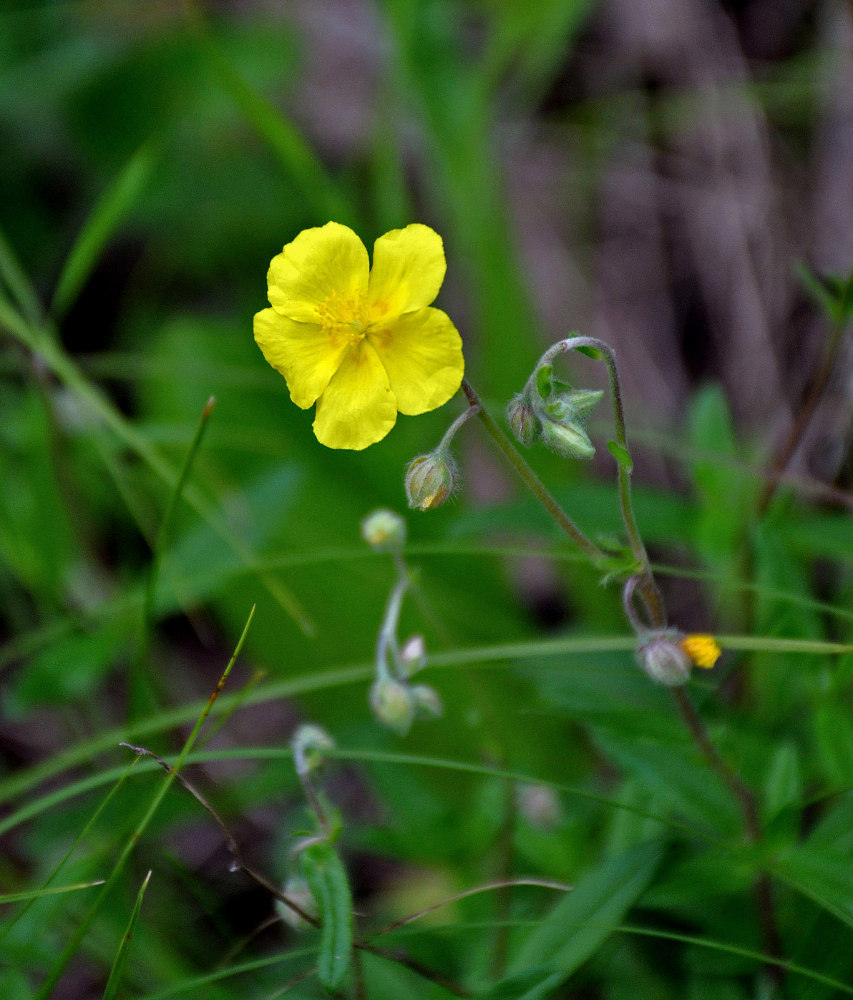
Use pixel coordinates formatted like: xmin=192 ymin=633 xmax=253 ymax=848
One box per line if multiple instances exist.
xmin=1 ymin=1 xmax=851 ymax=997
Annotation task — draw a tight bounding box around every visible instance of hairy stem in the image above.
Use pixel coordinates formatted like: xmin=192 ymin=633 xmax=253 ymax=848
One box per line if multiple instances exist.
xmin=461 ymin=380 xmax=605 ymax=562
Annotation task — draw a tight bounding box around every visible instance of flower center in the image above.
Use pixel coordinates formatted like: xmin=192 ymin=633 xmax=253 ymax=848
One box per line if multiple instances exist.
xmin=317 ymin=289 xmax=371 ymax=347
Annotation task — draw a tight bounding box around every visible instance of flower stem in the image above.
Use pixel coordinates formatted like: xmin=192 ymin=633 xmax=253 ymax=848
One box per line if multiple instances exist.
xmin=375 ymin=573 xmax=409 ymax=681
xmin=438 ymin=400 xmax=481 ymax=452
xmin=461 ymin=380 xmax=605 ymax=562
xmin=536 ymin=338 xmax=666 ymax=628
xmin=670 ymin=686 xmax=783 ymax=983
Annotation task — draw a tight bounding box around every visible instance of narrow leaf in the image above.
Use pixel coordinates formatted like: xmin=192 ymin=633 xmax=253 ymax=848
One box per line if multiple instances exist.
xmin=0 ymin=881 xmax=105 ymax=905
xmin=101 ymin=870 xmax=152 ymax=1000
xmin=52 ymin=139 xmax=159 ymax=319
xmin=508 ymin=840 xmax=663 ymax=984
xmin=301 ymin=841 xmax=353 ymax=991
xmin=477 ymin=968 xmax=555 ymax=1000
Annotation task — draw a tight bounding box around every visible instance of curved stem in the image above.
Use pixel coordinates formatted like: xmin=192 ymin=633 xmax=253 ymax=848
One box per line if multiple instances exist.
xmin=376 ymin=573 xmax=409 ymax=681
xmin=536 ymin=338 xmax=666 ymax=627
xmin=461 ymin=380 xmax=605 ymax=562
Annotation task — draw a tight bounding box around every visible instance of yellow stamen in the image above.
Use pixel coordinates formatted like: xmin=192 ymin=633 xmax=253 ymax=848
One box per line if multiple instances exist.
xmin=679 ymin=634 xmax=721 ymax=669
xmin=316 ymin=289 xmax=370 ymax=345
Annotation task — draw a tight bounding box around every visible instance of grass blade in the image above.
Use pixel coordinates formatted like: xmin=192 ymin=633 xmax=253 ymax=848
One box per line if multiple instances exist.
xmin=32 ymin=606 xmax=254 ymax=1000
xmin=101 ymin=870 xmax=152 ymax=1000
xmin=51 ymin=138 xmax=159 ymax=320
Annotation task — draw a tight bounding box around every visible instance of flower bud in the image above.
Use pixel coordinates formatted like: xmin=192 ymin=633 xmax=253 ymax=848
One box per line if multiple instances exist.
xmin=561 ymin=388 xmax=604 ymax=420
xmin=540 ymin=418 xmax=596 ymax=460
xmin=398 ymin=635 xmax=427 ymax=677
xmin=370 ymin=676 xmax=415 ymax=735
xmin=276 ymin=875 xmax=317 ymax=931
xmin=637 ymin=634 xmax=692 ymax=686
xmin=361 ymin=508 xmax=406 ymax=552
xmin=291 ymin=724 xmax=335 ymax=775
xmin=410 ymin=684 xmax=443 ymax=719
xmin=507 ymin=393 xmax=540 ymax=447
xmin=405 ymin=450 xmax=458 ymax=511
xmin=516 ymin=783 xmax=561 ymax=830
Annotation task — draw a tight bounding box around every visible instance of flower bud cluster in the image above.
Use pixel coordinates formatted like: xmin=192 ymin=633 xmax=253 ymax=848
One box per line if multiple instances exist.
xmin=370 ymin=671 xmax=442 ymax=736
xmin=507 ymin=364 xmax=603 ymax=460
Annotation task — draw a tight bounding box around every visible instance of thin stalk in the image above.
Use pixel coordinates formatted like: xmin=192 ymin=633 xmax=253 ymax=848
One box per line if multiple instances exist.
xmin=670 ymin=686 xmax=783 ymax=983
xmin=461 ymin=380 xmax=604 ymax=562
xmin=537 ymin=338 xmax=665 ymax=627
xmin=34 ymin=606 xmax=255 ymax=1000
xmin=375 ymin=574 xmax=409 ymax=681
xmin=133 ymin=395 xmax=216 ymax=718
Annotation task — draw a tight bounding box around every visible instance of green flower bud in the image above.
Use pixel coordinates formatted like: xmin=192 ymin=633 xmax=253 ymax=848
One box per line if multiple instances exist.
xmin=405 ymin=450 xmax=459 ymax=511
xmin=410 ymin=684 xmax=443 ymax=719
xmin=361 ymin=508 xmax=406 ymax=552
xmin=540 ymin=418 xmax=596 ymax=460
xmin=562 ymin=388 xmax=604 ymax=420
xmin=507 ymin=392 xmax=540 ymax=447
xmin=370 ymin=676 xmax=415 ymax=735
xmin=637 ymin=634 xmax=692 ymax=686
xmin=398 ymin=635 xmax=427 ymax=677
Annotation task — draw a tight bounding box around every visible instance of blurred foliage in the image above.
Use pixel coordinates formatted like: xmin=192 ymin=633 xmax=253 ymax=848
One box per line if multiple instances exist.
xmin=0 ymin=1 xmax=852 ymax=998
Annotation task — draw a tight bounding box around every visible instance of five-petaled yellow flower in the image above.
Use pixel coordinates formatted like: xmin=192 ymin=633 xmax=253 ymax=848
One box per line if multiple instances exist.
xmin=254 ymin=222 xmax=465 ymax=450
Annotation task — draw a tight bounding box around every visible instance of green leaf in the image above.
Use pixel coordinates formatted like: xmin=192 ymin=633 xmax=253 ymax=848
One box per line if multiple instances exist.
xmin=477 ymin=968 xmax=555 ymax=1000
xmin=101 ymin=870 xmax=152 ymax=1000
xmin=794 ymin=261 xmax=853 ymax=326
xmin=775 ymin=847 xmax=853 ymax=930
xmin=762 ymin=741 xmax=802 ymax=829
xmin=51 ymin=138 xmax=159 ymax=319
xmin=607 ymin=439 xmax=633 ymax=472
xmin=507 ymin=840 xmax=663 ymax=986
xmin=815 ymin=704 xmax=853 ymax=787
xmin=301 ymin=841 xmax=353 ymax=992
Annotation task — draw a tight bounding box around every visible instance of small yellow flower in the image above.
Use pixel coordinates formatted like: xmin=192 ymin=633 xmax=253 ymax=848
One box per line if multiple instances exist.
xmin=254 ymin=222 xmax=465 ymax=450
xmin=679 ymin=634 xmax=722 ymax=669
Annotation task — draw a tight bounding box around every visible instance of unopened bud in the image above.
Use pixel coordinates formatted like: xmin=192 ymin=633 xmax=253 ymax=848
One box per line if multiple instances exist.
xmin=399 ymin=635 xmax=427 ymax=677
xmin=516 ymin=783 xmax=561 ymax=830
xmin=410 ymin=684 xmax=443 ymax=719
xmin=405 ymin=450 xmax=458 ymax=511
xmin=276 ymin=876 xmax=317 ymax=931
xmin=637 ymin=634 xmax=692 ymax=687
xmin=291 ymin=724 xmax=335 ymax=775
xmin=361 ymin=509 xmax=406 ymax=552
xmin=540 ymin=418 xmax=596 ymax=460
xmin=370 ymin=677 xmax=415 ymax=735
xmin=507 ymin=393 xmax=540 ymax=447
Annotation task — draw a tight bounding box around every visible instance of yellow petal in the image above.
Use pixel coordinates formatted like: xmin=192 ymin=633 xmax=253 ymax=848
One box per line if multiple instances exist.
xmin=313 ymin=341 xmax=398 ymax=449
xmin=267 ymin=222 xmax=369 ymax=323
xmin=368 ymin=224 xmax=446 ymax=320
xmin=371 ymin=307 xmax=464 ymax=415
xmin=254 ymin=307 xmax=348 ymax=409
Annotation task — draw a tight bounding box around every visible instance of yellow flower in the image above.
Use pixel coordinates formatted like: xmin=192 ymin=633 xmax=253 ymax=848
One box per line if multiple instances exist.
xmin=679 ymin=634 xmax=722 ymax=669
xmin=254 ymin=222 xmax=465 ymax=450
